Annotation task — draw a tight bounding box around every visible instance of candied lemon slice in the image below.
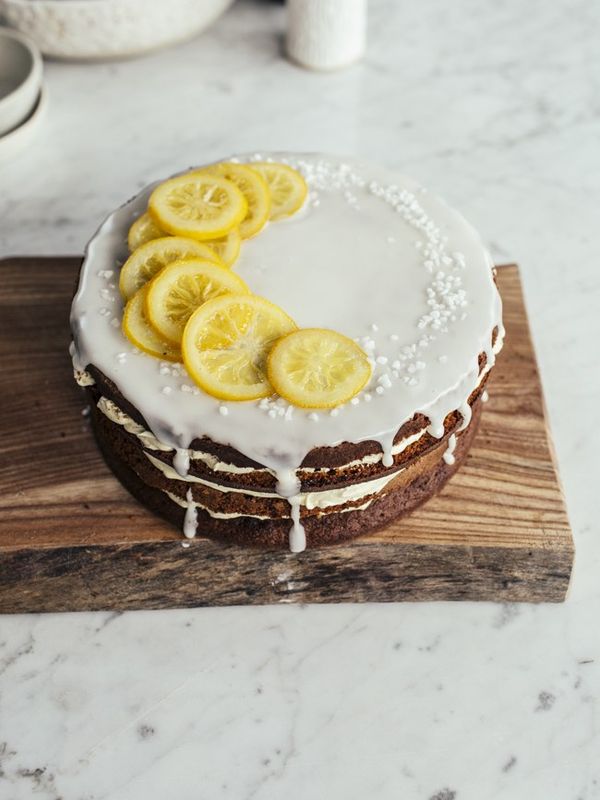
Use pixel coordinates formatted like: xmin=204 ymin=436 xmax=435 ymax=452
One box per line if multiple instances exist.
xmin=267 ymin=329 xmax=371 ymax=408
xmin=204 ymin=163 xmax=271 ymax=239
xmin=119 ymin=236 xmax=222 ymax=300
xmin=251 ymin=162 xmax=308 ymax=220
xmin=149 ymin=172 xmax=247 ymax=240
xmin=182 ymin=294 xmax=297 ymax=401
xmin=127 ymin=211 xmax=164 ymax=252
xmin=205 ymin=227 xmax=241 ymax=267
xmin=122 ymin=286 xmax=181 ymax=362
xmin=146 ymin=258 xmax=250 ymax=344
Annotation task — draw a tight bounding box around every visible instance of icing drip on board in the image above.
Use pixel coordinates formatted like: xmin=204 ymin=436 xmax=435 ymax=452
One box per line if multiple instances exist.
xmin=71 ymin=153 xmax=503 ymax=551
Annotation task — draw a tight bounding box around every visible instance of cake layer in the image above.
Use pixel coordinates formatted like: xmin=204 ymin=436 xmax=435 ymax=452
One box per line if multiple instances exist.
xmin=91 ymin=400 xmax=481 ymax=548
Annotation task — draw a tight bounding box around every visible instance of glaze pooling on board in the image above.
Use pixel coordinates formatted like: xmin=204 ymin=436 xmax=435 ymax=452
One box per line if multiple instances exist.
xmin=70 ymin=153 xmax=503 ymax=551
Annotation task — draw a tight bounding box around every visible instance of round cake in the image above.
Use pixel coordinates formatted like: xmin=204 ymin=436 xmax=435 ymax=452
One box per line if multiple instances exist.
xmin=70 ymin=153 xmax=504 ymax=552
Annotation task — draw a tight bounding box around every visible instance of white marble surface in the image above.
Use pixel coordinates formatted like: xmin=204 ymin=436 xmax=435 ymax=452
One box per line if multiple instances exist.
xmin=1 ymin=0 xmax=599 ymax=797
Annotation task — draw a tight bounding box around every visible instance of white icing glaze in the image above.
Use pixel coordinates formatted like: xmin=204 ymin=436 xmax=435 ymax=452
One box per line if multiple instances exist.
xmin=71 ymin=153 xmax=503 ymax=552
xmin=183 ymin=487 xmax=197 ymax=538
xmin=443 ymin=434 xmax=457 ymax=465
xmin=173 ymin=448 xmax=190 ymax=478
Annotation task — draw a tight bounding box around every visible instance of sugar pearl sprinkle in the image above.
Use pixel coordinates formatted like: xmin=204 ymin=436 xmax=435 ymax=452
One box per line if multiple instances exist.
xmin=280 ymin=156 xmax=471 ymax=407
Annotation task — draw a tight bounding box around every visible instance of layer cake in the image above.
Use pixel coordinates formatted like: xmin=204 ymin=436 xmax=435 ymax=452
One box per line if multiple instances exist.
xmin=70 ymin=154 xmax=504 ymax=551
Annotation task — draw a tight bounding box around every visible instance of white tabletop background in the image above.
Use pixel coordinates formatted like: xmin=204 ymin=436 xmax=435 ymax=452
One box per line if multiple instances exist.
xmin=1 ymin=1 xmax=599 ymax=798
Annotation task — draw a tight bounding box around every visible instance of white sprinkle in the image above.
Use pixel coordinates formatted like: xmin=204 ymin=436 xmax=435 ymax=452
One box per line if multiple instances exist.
xmin=81 ymin=406 xmax=90 ymax=417
xmin=438 ymin=355 xmax=448 ymax=363
xmin=364 ymin=393 xmax=372 ymax=402
xmin=330 ymin=408 xmax=339 ymax=417
xmin=376 ymin=355 xmax=388 ymax=365
xmin=161 ymin=386 xmax=172 ymax=395
xmin=389 ymin=334 xmax=399 ymax=342
xmin=308 ymin=412 xmax=319 ymax=421
xmin=219 ymin=405 xmax=229 ymax=416
xmin=375 ymin=386 xmax=385 ymax=395
xmin=370 ymin=323 xmax=379 ymax=332
xmin=350 ymin=397 xmax=360 ymax=406
xmin=159 ymin=366 xmax=170 ymax=375
xmin=378 ymin=374 xmax=392 ymax=389
xmin=181 ymin=384 xmax=192 ymax=393
xmin=111 ymin=318 xmax=120 ymax=328
xmin=392 ymin=360 xmax=401 ymax=370
xmin=181 ymin=542 xmax=191 ymax=549
xmin=268 ymin=409 xmax=278 ymax=419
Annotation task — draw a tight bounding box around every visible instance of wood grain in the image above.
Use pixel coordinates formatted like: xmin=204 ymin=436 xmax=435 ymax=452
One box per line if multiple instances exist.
xmin=0 ymin=258 xmax=574 ymax=612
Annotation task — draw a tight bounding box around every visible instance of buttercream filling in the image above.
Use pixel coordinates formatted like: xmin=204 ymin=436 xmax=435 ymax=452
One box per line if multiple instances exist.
xmin=146 ymin=451 xmax=403 ymax=509
xmin=165 ymin=490 xmax=374 ymax=521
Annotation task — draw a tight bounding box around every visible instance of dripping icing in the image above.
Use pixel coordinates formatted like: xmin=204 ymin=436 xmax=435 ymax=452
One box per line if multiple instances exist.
xmin=443 ymin=434 xmax=457 ymax=465
xmin=183 ymin=488 xmax=197 ymax=538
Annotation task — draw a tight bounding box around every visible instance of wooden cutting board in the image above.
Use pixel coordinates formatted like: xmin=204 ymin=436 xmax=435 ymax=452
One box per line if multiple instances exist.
xmin=0 ymin=258 xmax=573 ymax=612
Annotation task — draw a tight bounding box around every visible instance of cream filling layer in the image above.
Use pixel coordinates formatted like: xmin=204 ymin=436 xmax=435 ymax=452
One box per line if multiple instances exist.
xmin=146 ymin=451 xmax=403 ymax=510
xmin=165 ymin=490 xmax=374 ymax=521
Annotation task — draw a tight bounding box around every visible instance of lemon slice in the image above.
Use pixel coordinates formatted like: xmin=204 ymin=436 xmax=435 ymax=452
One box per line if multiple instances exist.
xmin=204 ymin=163 xmax=271 ymax=239
xmin=267 ymin=329 xmax=371 ymax=409
xmin=127 ymin=211 xmax=164 ymax=252
xmin=148 ymin=172 xmax=247 ymax=240
xmin=251 ymin=162 xmax=308 ymax=220
xmin=182 ymin=294 xmax=297 ymax=401
xmin=205 ymin=228 xmax=241 ymax=267
xmin=146 ymin=258 xmax=250 ymax=344
xmin=119 ymin=236 xmax=222 ymax=300
xmin=122 ymin=286 xmax=181 ymax=362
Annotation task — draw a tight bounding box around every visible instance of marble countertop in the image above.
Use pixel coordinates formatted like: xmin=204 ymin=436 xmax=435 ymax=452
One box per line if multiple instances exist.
xmin=1 ymin=0 xmax=599 ymax=797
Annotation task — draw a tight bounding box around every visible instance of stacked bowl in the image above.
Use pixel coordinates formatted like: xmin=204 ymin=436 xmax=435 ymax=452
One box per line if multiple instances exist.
xmin=0 ymin=27 xmax=44 ymax=161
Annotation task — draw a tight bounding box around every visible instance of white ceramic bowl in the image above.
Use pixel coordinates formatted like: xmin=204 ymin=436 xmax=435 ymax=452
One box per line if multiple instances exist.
xmin=0 ymin=27 xmax=42 ymax=136
xmin=0 ymin=84 xmax=46 ymax=163
xmin=0 ymin=0 xmax=235 ymax=60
